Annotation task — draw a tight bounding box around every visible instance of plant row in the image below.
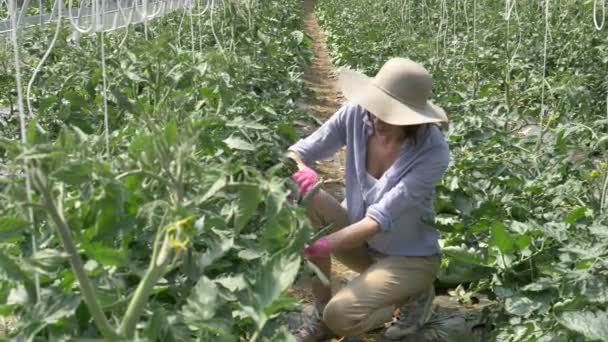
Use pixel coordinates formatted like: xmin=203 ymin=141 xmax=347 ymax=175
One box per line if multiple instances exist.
xmin=0 ymin=0 xmax=314 ymax=340
xmin=317 ymin=0 xmax=608 ymax=340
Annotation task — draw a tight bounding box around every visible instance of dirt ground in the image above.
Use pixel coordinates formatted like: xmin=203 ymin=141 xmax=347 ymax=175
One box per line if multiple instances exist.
xmin=286 ymin=0 xmax=494 ymax=340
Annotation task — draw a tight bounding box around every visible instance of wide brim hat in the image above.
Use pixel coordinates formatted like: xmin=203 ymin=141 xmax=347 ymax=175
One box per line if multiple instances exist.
xmin=337 ymin=58 xmax=448 ymax=126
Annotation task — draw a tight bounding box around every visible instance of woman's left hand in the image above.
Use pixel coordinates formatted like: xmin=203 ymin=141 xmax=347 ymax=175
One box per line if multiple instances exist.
xmin=304 ymin=238 xmax=332 ymax=258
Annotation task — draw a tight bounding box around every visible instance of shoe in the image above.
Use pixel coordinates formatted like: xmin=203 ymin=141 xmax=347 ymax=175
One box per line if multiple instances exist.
xmin=383 ymin=285 xmax=435 ymax=340
xmin=293 ymin=305 xmax=337 ymax=342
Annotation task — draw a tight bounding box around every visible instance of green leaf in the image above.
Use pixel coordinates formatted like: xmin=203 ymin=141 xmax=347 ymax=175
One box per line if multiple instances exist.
xmin=0 ymin=252 xmax=35 ymax=300
xmin=0 ymin=216 xmax=28 ymax=242
xmin=164 ymin=120 xmax=178 ymax=145
xmin=181 ymin=276 xmax=233 ymax=337
xmin=521 ymin=278 xmax=556 ymax=292
xmin=505 ymin=294 xmax=543 ymax=317
xmin=515 ymin=234 xmax=532 ymax=249
xmin=146 ymin=306 xmax=167 ymax=341
xmin=125 ymin=70 xmax=146 ymax=82
xmin=559 ymin=310 xmax=608 ymax=341
xmin=198 ymin=235 xmax=234 ymax=271
xmin=20 ymin=293 xmax=81 ymax=339
xmin=582 ymin=277 xmax=608 ymax=304
xmin=257 ymin=31 xmax=270 ymax=45
xmin=52 ymin=161 xmax=93 ymax=185
xmin=252 ymin=252 xmax=301 ymax=312
xmin=290 ymin=30 xmax=305 ymax=44
xmin=26 ymin=119 xmax=38 ymax=145
xmin=223 ymin=136 xmax=255 ymax=151
xmin=214 ymin=275 xmax=246 ymax=292
xmin=198 ymin=176 xmax=227 ymax=204
xmin=565 ymin=207 xmax=586 ymax=224
xmin=183 ymin=277 xmax=219 ymax=321
xmin=264 ymin=178 xmax=288 ymax=219
xmin=26 ymin=249 xmax=70 ymax=274
xmin=442 ymin=245 xmax=488 ymax=267
xmin=226 ymin=117 xmax=267 ymax=130
xmin=277 ymin=123 xmax=299 ymax=142
xmin=490 ymin=222 xmax=514 ymax=254
xmin=83 ymin=243 xmax=126 ymax=266
xmin=234 ymin=185 xmax=261 ymax=231
xmin=438 ymin=258 xmax=491 ymax=285
xmin=238 ymin=248 xmax=261 ymax=260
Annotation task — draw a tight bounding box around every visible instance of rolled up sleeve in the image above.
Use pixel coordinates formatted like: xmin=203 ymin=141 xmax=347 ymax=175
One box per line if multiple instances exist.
xmin=288 ymin=104 xmax=349 ymax=165
xmin=366 ymin=145 xmax=450 ymax=232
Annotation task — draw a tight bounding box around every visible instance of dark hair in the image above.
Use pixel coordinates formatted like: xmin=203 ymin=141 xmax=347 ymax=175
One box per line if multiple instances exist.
xmin=403 ymin=124 xmax=430 ymax=145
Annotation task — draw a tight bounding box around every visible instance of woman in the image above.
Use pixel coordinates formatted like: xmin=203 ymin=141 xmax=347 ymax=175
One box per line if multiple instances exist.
xmin=287 ymin=58 xmax=450 ymax=341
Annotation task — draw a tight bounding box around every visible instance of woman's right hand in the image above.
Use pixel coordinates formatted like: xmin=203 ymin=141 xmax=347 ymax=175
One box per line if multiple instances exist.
xmin=292 ymin=166 xmax=319 ymax=198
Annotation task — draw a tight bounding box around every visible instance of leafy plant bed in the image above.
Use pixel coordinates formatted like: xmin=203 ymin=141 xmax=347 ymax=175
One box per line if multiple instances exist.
xmin=317 ymin=0 xmax=608 ymax=340
xmin=0 ymin=0 xmax=320 ymax=340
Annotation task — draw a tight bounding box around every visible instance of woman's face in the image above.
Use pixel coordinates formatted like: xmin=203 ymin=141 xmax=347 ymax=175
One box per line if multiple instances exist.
xmin=368 ymin=112 xmax=404 ymax=137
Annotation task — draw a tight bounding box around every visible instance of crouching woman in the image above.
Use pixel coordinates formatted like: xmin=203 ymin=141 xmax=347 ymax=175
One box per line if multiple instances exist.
xmin=287 ymin=58 xmax=450 ymax=341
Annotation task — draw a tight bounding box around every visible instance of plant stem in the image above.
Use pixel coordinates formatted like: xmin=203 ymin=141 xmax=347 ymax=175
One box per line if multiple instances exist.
xmin=118 ymin=230 xmax=171 ymax=338
xmin=33 ymin=172 xmax=118 ymax=340
xmin=118 ymin=262 xmax=166 ymax=338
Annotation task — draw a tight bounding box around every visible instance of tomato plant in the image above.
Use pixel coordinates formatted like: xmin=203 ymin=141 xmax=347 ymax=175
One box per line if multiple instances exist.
xmin=0 ymin=0 xmax=316 ymax=340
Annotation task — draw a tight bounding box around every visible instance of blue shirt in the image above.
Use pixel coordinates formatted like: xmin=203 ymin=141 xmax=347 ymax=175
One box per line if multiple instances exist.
xmin=288 ymin=103 xmax=450 ymax=256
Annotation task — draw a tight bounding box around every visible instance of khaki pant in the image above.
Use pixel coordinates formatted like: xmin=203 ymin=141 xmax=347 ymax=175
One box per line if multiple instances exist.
xmin=308 ymin=190 xmax=440 ymax=337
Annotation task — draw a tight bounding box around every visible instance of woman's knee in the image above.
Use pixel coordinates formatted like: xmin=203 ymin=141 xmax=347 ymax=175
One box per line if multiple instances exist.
xmin=322 ymin=297 xmax=361 ymax=336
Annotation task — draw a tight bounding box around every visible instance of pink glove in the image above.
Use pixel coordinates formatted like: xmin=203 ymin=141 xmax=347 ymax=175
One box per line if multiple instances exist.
xmin=304 ymin=238 xmax=332 ymax=258
xmin=292 ymin=166 xmax=318 ymax=198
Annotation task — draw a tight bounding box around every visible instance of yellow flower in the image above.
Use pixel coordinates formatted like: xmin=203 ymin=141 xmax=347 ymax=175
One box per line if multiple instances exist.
xmin=164 ymin=216 xmax=195 ymax=251
xmin=169 ymin=234 xmax=190 ymax=251
xmin=590 ymin=170 xmax=600 ymax=178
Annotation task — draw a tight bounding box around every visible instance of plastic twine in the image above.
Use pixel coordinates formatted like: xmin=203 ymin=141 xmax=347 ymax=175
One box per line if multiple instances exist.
xmin=8 ymin=0 xmax=41 ymax=301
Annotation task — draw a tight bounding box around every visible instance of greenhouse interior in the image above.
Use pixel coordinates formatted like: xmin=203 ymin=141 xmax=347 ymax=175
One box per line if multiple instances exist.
xmin=2 ymin=0 xmax=608 ymax=340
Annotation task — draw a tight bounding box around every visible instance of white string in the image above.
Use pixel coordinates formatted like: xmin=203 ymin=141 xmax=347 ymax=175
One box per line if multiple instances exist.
xmin=68 ymin=0 xmax=94 ymax=33
xmin=47 ymin=0 xmax=58 ymax=21
xmin=135 ymin=0 xmax=162 ymax=19
xmin=209 ymin=0 xmax=225 ymax=58
xmin=176 ymin=1 xmax=189 ymax=48
xmin=407 ymin=0 xmax=411 ymax=27
xmin=473 ymin=0 xmax=476 ymax=50
xmin=37 ymin=0 xmax=42 ymax=24
xmin=197 ymin=0 xmax=203 ymax=50
xmin=16 ymin=0 xmax=31 ymax=26
xmin=99 ymin=0 xmax=110 ymax=156
xmin=117 ymin=0 xmax=135 ymax=47
xmin=8 ymin=0 xmax=41 ymax=301
xmin=443 ymin=0 xmax=449 ymax=49
xmin=27 ymin=0 xmax=63 ymax=117
xmin=189 ymin=0 xmax=195 ymax=60
xmin=463 ymin=0 xmax=470 ymax=33
xmin=594 ymin=0 xmax=606 ymax=30
xmin=452 ymin=0 xmax=456 ymax=41
xmin=400 ymin=0 xmax=407 ymax=25
xmin=505 ymin=0 xmax=516 ymax=20
xmin=0 ymin=0 xmax=9 ymax=21
xmin=537 ymin=0 xmax=550 ymax=151
xmin=435 ymin=0 xmax=448 ymax=53
xmin=421 ymin=0 xmax=432 ymax=34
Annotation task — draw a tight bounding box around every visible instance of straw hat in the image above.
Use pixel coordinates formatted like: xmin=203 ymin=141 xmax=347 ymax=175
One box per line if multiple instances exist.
xmin=337 ymin=58 xmax=448 ymax=126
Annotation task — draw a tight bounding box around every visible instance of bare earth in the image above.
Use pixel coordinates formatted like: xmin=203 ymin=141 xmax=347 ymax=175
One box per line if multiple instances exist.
xmin=286 ymin=0 xmax=494 ymax=341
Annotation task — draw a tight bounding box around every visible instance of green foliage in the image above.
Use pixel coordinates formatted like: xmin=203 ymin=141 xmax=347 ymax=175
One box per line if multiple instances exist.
xmin=317 ymin=0 xmax=608 ymax=340
xmin=0 ymin=0 xmax=315 ymax=339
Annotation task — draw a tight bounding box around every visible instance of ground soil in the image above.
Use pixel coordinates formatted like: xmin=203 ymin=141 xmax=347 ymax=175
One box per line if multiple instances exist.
xmin=286 ymin=0 xmax=494 ymax=340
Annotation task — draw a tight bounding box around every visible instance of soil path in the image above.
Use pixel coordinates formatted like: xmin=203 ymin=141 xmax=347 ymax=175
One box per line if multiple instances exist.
xmin=287 ymin=0 xmax=493 ymax=341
